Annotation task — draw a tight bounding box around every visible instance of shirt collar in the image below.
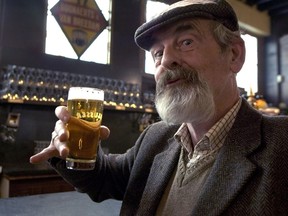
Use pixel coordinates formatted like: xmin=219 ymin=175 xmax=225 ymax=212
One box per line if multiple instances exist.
xmin=174 ymin=98 xmax=242 ymax=154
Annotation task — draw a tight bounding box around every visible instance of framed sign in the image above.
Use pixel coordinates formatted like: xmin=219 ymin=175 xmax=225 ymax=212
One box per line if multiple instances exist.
xmin=51 ymin=0 xmax=108 ymax=58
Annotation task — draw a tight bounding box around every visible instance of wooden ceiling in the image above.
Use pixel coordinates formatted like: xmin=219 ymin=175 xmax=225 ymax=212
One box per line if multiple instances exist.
xmin=238 ymin=0 xmax=288 ymax=17
xmin=149 ymin=0 xmax=288 ymax=18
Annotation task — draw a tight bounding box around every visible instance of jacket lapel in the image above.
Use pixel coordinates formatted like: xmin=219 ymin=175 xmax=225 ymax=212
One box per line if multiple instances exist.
xmin=192 ymin=100 xmax=263 ymax=216
xmin=138 ymin=137 xmax=181 ymax=214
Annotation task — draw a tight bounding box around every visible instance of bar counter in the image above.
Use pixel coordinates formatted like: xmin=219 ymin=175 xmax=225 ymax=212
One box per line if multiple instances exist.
xmin=1 ymin=163 xmax=75 ymax=197
xmin=0 ymin=191 xmax=122 ymax=216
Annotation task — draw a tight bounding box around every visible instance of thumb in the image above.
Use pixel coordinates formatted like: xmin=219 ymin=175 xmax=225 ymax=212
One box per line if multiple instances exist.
xmin=100 ymin=126 xmax=110 ymax=140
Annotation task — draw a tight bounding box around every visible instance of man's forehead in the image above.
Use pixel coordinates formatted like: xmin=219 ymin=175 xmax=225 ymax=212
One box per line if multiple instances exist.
xmin=149 ymin=18 xmax=211 ymax=50
xmin=152 ymin=18 xmax=208 ymax=39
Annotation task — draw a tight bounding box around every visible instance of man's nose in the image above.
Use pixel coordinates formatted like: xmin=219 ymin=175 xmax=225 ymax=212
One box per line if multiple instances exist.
xmin=154 ymin=46 xmax=182 ymax=82
xmin=161 ymin=46 xmax=182 ymax=70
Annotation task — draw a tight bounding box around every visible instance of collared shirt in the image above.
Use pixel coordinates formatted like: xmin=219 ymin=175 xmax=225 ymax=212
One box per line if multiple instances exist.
xmin=174 ymin=98 xmax=242 ymax=183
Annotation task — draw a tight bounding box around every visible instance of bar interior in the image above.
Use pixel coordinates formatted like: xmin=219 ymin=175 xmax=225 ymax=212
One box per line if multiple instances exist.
xmin=0 ymin=0 xmax=288 ymax=214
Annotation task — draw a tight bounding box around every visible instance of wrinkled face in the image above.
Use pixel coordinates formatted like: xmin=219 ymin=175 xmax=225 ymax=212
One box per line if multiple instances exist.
xmin=150 ymin=19 xmax=237 ymax=125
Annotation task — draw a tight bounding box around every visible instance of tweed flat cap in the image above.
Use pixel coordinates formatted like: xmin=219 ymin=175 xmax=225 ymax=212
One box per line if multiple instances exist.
xmin=135 ymin=0 xmax=239 ymax=50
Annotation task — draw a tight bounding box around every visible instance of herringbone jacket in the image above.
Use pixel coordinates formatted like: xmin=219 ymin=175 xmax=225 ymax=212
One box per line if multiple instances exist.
xmin=51 ymin=98 xmax=288 ymax=215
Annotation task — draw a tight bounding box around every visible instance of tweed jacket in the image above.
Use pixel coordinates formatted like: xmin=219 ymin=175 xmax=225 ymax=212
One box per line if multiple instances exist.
xmin=51 ymin=99 xmax=288 ymax=216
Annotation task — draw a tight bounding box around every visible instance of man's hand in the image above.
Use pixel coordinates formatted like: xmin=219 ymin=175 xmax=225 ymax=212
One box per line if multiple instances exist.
xmin=29 ymin=106 xmax=110 ymax=164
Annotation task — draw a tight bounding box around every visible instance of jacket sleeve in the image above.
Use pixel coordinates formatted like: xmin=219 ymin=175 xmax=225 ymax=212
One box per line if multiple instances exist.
xmin=48 ymin=123 xmax=152 ymax=202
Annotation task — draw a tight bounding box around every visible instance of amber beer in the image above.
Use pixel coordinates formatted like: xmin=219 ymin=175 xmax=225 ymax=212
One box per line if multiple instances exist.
xmin=66 ymin=87 xmax=104 ymax=170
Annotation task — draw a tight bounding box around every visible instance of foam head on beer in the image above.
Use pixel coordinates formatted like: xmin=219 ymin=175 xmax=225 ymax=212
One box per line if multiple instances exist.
xmin=68 ymin=87 xmax=104 ymax=101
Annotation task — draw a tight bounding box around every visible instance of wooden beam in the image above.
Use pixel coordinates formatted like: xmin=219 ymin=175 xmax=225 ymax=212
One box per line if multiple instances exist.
xmin=227 ymin=0 xmax=270 ymax=36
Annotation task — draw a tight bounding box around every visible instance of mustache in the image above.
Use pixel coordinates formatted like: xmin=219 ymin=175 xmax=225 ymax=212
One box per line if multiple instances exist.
xmin=156 ymin=67 xmax=202 ymax=91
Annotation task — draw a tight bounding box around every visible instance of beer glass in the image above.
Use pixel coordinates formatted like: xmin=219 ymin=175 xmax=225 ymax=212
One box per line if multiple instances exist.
xmin=66 ymin=87 xmax=104 ymax=170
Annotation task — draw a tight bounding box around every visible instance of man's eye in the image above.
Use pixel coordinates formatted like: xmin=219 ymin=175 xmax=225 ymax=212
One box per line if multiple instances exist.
xmin=180 ymin=39 xmax=194 ymax=51
xmin=153 ymin=50 xmax=163 ymax=59
xmin=182 ymin=39 xmax=193 ymax=47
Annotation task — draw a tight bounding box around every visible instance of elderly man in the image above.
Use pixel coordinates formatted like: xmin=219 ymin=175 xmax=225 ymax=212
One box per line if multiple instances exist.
xmin=31 ymin=0 xmax=288 ymax=215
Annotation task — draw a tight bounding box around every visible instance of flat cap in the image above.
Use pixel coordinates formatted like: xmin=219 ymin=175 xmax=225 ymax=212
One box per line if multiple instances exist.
xmin=135 ymin=0 xmax=239 ymax=50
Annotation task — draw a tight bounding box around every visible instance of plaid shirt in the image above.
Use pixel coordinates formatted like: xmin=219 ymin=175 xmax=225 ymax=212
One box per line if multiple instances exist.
xmin=174 ymin=98 xmax=242 ymax=181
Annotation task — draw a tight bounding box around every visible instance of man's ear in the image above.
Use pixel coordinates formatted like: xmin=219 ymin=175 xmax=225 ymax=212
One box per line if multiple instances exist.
xmin=230 ymin=38 xmax=245 ymax=74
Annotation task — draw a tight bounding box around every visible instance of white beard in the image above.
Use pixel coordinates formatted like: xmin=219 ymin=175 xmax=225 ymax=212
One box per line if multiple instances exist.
xmin=155 ymin=68 xmax=215 ymax=125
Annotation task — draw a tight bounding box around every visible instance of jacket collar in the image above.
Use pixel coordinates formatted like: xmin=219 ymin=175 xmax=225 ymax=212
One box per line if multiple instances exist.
xmin=192 ymin=99 xmax=263 ymax=215
xmin=137 ymin=136 xmax=181 ymax=214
